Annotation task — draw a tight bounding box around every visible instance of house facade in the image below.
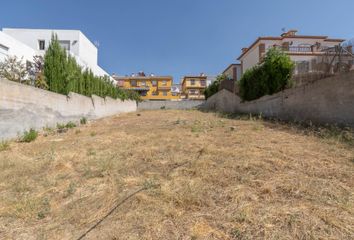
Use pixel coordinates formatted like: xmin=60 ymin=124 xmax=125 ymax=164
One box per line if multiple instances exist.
xmin=237 ymin=30 xmax=346 ymax=76
xmin=181 ymin=74 xmax=207 ymax=100
xmin=222 ymin=63 xmax=242 ymax=81
xmin=114 ymin=72 xmax=178 ymax=101
xmin=1 ymin=28 xmax=110 ymax=78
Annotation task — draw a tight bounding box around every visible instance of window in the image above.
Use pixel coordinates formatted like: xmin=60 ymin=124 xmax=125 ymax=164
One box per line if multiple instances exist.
xmin=152 ymin=80 xmax=157 ymax=86
xmin=189 ymin=89 xmax=198 ymax=95
xmin=140 ymin=80 xmax=146 ymax=87
xmin=200 ymin=80 xmax=206 ymax=86
xmin=190 ymin=79 xmax=195 ymax=85
xmin=0 ymin=43 xmax=9 ymax=55
xmin=152 ymin=91 xmax=158 ymax=96
xmin=131 ymin=80 xmax=137 ymax=87
xmin=162 ymin=80 xmax=167 ymax=86
xmin=118 ymin=80 xmax=125 ymax=87
xmin=38 ymin=40 xmax=45 ymax=50
xmin=162 ymin=91 xmax=167 ymax=96
xmin=59 ymin=40 xmax=70 ymax=51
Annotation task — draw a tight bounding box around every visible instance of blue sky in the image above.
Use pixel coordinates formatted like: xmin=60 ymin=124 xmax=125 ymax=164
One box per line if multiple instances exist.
xmin=1 ymin=0 xmax=353 ymax=82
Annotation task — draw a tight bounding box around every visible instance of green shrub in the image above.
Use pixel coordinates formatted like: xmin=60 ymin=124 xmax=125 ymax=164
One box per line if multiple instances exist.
xmin=56 ymin=123 xmax=66 ymax=130
xmin=21 ymin=129 xmax=38 ymax=143
xmin=65 ymin=122 xmax=77 ymax=129
xmin=80 ymin=117 xmax=87 ymax=125
xmin=0 ymin=141 xmax=10 ymax=151
xmin=204 ymin=74 xmax=227 ymax=99
xmin=239 ymin=48 xmax=294 ymax=101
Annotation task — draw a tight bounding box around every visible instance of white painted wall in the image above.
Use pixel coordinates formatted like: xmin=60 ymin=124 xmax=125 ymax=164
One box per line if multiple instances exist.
xmin=0 ymin=31 xmax=36 ymax=63
xmin=2 ymin=28 xmax=109 ymax=77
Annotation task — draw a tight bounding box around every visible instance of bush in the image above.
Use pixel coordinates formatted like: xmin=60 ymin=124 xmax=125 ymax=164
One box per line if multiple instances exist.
xmin=0 ymin=141 xmax=10 ymax=151
xmin=65 ymin=122 xmax=77 ymax=129
xmin=204 ymin=74 xmax=227 ymax=99
xmin=80 ymin=117 xmax=87 ymax=125
xmin=239 ymin=48 xmax=294 ymax=101
xmin=21 ymin=129 xmax=38 ymax=143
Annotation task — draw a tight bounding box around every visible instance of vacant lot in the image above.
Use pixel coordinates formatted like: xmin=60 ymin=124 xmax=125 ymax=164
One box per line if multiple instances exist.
xmin=0 ymin=110 xmax=353 ymax=240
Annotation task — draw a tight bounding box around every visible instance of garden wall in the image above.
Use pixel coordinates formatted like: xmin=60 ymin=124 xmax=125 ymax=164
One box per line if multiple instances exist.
xmin=0 ymin=78 xmax=136 ymax=140
xmin=202 ymin=71 xmax=354 ymax=127
xmin=138 ymin=100 xmax=204 ymax=110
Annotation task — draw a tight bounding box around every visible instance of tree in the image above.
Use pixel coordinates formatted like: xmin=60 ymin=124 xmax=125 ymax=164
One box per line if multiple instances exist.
xmin=0 ymin=56 xmax=28 ymax=82
xmin=239 ymin=48 xmax=295 ymax=101
xmin=204 ymin=74 xmax=227 ymax=99
xmin=44 ymin=33 xmax=68 ymax=94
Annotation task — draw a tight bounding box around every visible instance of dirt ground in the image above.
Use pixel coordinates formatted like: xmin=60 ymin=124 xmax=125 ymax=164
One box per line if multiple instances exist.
xmin=0 ymin=110 xmax=353 ymax=240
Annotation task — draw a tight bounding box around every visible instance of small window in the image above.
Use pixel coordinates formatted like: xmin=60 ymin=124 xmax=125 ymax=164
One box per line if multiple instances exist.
xmin=38 ymin=40 xmax=45 ymax=50
xmin=59 ymin=40 xmax=70 ymax=51
xmin=200 ymin=80 xmax=206 ymax=86
xmin=140 ymin=80 xmax=146 ymax=87
xmin=162 ymin=80 xmax=167 ymax=86
xmin=131 ymin=80 xmax=137 ymax=87
xmin=190 ymin=79 xmax=195 ymax=85
xmin=152 ymin=80 xmax=157 ymax=86
xmin=152 ymin=91 xmax=158 ymax=96
xmin=162 ymin=91 xmax=167 ymax=96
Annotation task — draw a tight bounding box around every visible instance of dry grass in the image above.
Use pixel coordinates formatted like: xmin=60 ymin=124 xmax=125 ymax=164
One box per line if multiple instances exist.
xmin=0 ymin=110 xmax=353 ymax=240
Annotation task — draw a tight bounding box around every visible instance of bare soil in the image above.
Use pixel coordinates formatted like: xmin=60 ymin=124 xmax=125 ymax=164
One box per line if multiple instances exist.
xmin=0 ymin=110 xmax=353 ymax=240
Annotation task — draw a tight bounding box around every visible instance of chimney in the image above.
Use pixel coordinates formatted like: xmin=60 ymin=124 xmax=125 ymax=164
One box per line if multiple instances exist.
xmin=281 ymin=29 xmax=298 ymax=37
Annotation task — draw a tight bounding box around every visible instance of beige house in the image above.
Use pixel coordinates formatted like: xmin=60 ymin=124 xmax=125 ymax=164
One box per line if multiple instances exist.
xmin=237 ymin=30 xmax=346 ymax=76
xmin=222 ymin=63 xmax=242 ymax=81
xmin=181 ymin=74 xmax=207 ymax=100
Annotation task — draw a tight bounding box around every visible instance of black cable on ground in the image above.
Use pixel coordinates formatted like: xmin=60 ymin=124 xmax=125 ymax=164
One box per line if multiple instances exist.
xmin=76 ymin=187 xmax=146 ymax=240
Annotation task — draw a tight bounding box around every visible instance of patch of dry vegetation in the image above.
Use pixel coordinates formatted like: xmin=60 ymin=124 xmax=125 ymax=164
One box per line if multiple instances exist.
xmin=0 ymin=110 xmax=353 ymax=239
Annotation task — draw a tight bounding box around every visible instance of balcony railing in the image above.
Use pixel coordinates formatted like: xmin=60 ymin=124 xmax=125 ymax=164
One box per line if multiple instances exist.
xmin=278 ymin=46 xmax=313 ymax=52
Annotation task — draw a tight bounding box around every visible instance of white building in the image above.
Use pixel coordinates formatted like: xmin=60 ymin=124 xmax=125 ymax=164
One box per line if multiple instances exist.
xmin=1 ymin=28 xmax=110 ymax=78
xmin=237 ymin=30 xmax=345 ymax=76
xmin=0 ymin=31 xmax=35 ymax=63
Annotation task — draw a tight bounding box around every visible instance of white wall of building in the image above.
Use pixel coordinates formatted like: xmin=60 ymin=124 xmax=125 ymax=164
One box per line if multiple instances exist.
xmin=2 ymin=28 xmax=109 ymax=77
xmin=0 ymin=31 xmax=36 ymax=63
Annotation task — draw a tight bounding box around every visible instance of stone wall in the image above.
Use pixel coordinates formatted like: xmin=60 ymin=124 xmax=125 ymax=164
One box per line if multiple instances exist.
xmin=202 ymin=72 xmax=354 ymax=127
xmin=138 ymin=100 xmax=204 ymax=110
xmin=0 ymin=78 xmax=136 ymax=140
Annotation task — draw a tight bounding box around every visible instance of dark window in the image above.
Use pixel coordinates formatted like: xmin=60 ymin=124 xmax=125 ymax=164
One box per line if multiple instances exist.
xmin=190 ymin=79 xmax=195 ymax=85
xmin=131 ymin=80 xmax=137 ymax=87
xmin=200 ymin=80 xmax=206 ymax=86
xmin=39 ymin=40 xmax=45 ymax=50
xmin=152 ymin=91 xmax=158 ymax=96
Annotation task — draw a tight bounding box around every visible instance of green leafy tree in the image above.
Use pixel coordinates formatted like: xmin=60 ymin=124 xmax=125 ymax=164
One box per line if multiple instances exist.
xmin=0 ymin=56 xmax=28 ymax=83
xmin=204 ymin=74 xmax=227 ymax=99
xmin=239 ymin=48 xmax=294 ymax=101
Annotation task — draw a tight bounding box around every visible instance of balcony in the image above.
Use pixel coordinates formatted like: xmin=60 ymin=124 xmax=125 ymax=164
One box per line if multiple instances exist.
xmin=278 ymin=46 xmax=313 ymax=53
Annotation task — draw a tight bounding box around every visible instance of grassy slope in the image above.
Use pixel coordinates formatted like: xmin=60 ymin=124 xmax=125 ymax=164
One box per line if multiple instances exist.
xmin=0 ymin=110 xmax=353 ymax=239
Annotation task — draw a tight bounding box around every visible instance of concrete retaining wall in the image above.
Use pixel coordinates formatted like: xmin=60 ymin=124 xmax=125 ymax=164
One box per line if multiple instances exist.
xmin=138 ymin=100 xmax=204 ymax=110
xmin=0 ymin=78 xmax=136 ymax=140
xmin=202 ymin=72 xmax=354 ymax=127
